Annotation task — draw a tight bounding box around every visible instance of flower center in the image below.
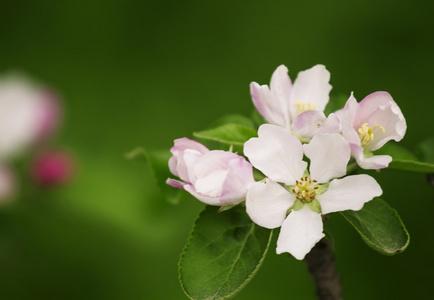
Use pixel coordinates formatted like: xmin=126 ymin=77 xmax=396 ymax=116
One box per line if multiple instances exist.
xmin=291 ymin=176 xmax=318 ymax=203
xmin=357 ymin=123 xmax=385 ymax=147
xmin=295 ymin=101 xmax=317 ymax=114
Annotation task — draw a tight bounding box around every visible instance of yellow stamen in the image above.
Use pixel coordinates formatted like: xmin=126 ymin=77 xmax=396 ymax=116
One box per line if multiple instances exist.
xmin=357 ymin=123 xmax=385 ymax=147
xmin=291 ymin=176 xmax=318 ymax=203
xmin=295 ymin=101 xmax=317 ymax=114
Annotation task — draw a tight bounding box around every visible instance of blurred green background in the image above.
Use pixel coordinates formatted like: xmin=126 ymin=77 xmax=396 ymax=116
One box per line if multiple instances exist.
xmin=0 ymin=0 xmax=433 ymax=299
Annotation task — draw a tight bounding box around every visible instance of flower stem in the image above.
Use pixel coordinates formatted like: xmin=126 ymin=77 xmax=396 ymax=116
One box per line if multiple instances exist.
xmin=305 ymin=238 xmax=342 ymax=300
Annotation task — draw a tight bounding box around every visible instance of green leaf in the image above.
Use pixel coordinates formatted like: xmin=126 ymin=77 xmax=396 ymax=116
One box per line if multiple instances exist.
xmin=341 ymin=198 xmax=409 ymax=255
xmin=376 ymin=143 xmax=434 ymax=173
xmin=179 ymin=206 xmax=273 ymax=300
xmin=324 ymin=94 xmax=348 ymax=115
xmin=212 ymin=114 xmax=256 ymax=129
xmin=125 ymin=147 xmax=182 ymax=204
xmin=194 ymin=124 xmax=257 ymax=147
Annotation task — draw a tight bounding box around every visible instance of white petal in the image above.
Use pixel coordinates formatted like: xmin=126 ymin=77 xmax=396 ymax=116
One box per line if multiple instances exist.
xmin=335 ymin=93 xmax=360 ymax=146
xmin=250 ymin=82 xmax=287 ymax=126
xmin=246 ymin=180 xmax=294 ymax=229
xmin=289 ymin=65 xmax=332 ymax=119
xmin=183 ymin=184 xmax=222 ymax=206
xmin=250 ymin=65 xmax=292 ymax=128
xmin=220 ymin=157 xmax=254 ymax=203
xmin=318 ymin=174 xmax=382 ymax=214
xmin=276 ymin=206 xmax=324 ymax=260
xmin=193 ymin=169 xmax=229 ymax=198
xmin=304 ymin=134 xmax=351 ymax=183
xmin=244 ymin=124 xmax=307 ymax=185
xmin=351 ymin=144 xmax=392 ymax=170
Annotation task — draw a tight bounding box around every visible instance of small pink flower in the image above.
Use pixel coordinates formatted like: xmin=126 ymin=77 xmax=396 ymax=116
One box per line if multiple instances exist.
xmin=336 ymin=92 xmax=406 ymax=169
xmin=167 ymin=138 xmax=255 ymax=206
xmin=250 ymin=65 xmax=332 ymax=129
xmin=31 ymin=151 xmax=74 ymax=186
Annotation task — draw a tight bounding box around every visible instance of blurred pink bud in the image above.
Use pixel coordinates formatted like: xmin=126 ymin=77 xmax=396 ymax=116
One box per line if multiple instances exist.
xmin=31 ymin=151 xmax=74 ymax=186
xmin=167 ymin=138 xmax=254 ymax=206
xmin=0 ymin=166 xmax=15 ymax=202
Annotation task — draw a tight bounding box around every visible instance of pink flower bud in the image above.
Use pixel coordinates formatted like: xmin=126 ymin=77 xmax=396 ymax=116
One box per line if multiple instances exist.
xmin=31 ymin=151 xmax=74 ymax=186
xmin=167 ymin=138 xmax=254 ymax=206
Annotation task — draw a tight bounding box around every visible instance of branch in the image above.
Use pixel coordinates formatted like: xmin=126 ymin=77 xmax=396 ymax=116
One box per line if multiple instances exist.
xmin=305 ymin=238 xmax=342 ymax=300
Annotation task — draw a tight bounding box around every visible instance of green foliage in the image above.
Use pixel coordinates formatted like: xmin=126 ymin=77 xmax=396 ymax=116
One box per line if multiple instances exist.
xmin=377 ymin=143 xmax=434 ymax=173
xmin=179 ymin=206 xmax=273 ymax=300
xmin=341 ymin=198 xmax=409 ymax=255
xmin=194 ymin=124 xmax=257 ymax=147
xmin=212 ymin=114 xmax=256 ymax=129
xmin=126 ymin=147 xmax=182 ymax=204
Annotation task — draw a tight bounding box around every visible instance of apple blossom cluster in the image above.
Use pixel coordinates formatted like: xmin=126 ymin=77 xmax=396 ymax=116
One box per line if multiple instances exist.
xmin=0 ymin=75 xmax=72 ymax=202
xmin=167 ymin=65 xmax=406 ymax=260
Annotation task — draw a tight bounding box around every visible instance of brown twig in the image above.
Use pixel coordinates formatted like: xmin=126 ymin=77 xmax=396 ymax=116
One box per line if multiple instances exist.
xmin=305 ymin=238 xmax=342 ymax=300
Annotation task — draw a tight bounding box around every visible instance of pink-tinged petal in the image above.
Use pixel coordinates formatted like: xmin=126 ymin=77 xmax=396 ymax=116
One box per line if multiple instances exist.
xmin=191 ymin=150 xmax=236 ymax=179
xmin=276 ymin=206 xmax=324 ymax=260
xmin=170 ymin=137 xmax=208 ymax=156
xmin=246 ymin=180 xmax=294 ymax=229
xmin=336 ymin=93 xmax=360 ymax=146
xmin=166 ymin=178 xmax=185 ymax=189
xmin=168 ymin=138 xmax=208 ymax=182
xmin=250 ymin=69 xmax=291 ymax=128
xmin=289 ymin=65 xmax=332 ymax=119
xmin=244 ymin=124 xmax=307 ymax=185
xmin=193 ymin=169 xmax=229 ymax=198
xmin=354 ymin=92 xmax=406 ymax=151
xmin=351 ymin=144 xmax=392 ymax=170
xmin=176 ymin=149 xmax=204 ymax=182
xmin=356 ymin=91 xmax=402 ymax=125
xmin=304 ymin=134 xmax=351 ymax=183
xmin=220 ymin=156 xmax=254 ymax=203
xmin=183 ymin=184 xmax=222 ymax=206
xmin=270 ymin=65 xmax=292 ymax=125
xmin=0 ymin=166 xmax=15 ymax=201
xmin=189 ymin=150 xmax=253 ymax=205
xmin=317 ymin=113 xmax=342 ymax=134
xmin=168 ymin=156 xmax=178 ymax=176
xmin=270 ymin=65 xmax=292 ymax=100
xmin=250 ymin=82 xmax=277 ymax=124
xmin=292 ymin=110 xmax=327 ymax=139
xmin=318 ymin=174 xmax=382 ymax=214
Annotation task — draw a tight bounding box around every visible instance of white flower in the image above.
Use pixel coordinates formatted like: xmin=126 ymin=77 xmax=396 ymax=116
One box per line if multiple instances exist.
xmin=244 ymin=124 xmax=382 ymax=260
xmin=336 ymin=92 xmax=406 ymax=169
xmin=250 ymin=65 xmax=338 ymax=141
